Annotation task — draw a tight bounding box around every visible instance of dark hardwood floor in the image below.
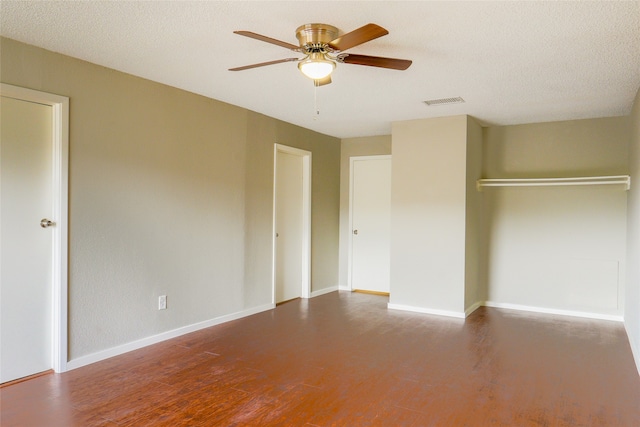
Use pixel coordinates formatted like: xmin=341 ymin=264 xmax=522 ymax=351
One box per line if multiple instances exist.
xmin=2 ymin=291 xmax=639 ymax=426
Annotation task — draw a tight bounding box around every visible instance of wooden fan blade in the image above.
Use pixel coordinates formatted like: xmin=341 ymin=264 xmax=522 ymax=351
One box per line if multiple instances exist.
xmin=234 ymin=31 xmax=300 ymax=51
xmin=340 ymin=54 xmax=412 ymax=70
xmin=328 ymin=23 xmax=388 ymax=52
xmin=229 ymin=58 xmax=299 ymax=71
xmin=314 ymin=76 xmax=332 ymax=87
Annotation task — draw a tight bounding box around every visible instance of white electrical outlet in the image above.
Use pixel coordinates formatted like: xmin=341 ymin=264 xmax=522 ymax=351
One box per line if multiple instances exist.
xmin=158 ymin=295 xmax=167 ymax=310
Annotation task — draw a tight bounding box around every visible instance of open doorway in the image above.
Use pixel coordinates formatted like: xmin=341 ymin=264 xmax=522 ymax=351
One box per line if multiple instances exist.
xmin=273 ymin=144 xmax=311 ymax=304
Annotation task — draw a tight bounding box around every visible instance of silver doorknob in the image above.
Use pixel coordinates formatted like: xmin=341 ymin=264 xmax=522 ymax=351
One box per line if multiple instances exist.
xmin=353 ymin=229 xmax=358 ymax=235
xmin=40 ymin=218 xmax=55 ymax=228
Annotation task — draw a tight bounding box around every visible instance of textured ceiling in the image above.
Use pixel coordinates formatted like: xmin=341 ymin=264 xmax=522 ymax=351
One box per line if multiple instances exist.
xmin=2 ymin=1 xmax=639 ymax=138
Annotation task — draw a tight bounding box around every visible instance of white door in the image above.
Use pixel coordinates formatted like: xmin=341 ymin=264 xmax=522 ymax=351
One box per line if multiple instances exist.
xmin=350 ymin=156 xmax=392 ymax=293
xmin=1 ymin=96 xmax=54 ymax=383
xmin=275 ymin=150 xmax=304 ymax=303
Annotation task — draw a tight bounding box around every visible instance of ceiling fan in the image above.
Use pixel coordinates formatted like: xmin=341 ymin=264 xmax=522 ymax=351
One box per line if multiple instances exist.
xmin=229 ymin=23 xmax=412 ymax=86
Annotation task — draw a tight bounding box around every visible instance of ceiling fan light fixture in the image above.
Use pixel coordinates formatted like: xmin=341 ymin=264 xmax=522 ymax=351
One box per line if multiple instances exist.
xmin=230 ymin=23 xmax=412 ymax=87
xmin=298 ymin=53 xmax=336 ymax=80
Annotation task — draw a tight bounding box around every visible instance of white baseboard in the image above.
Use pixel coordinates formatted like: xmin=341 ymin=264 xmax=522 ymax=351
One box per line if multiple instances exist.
xmin=65 ymin=303 xmax=275 ymax=371
xmin=465 ymin=301 xmax=483 ymax=317
xmin=483 ymin=301 xmax=624 ymax=322
xmin=624 ymin=321 xmax=640 ymax=377
xmin=310 ymin=286 xmax=339 ymax=298
xmin=387 ymin=299 xmax=622 ymax=322
xmin=387 ymin=303 xmax=466 ymax=319
xmin=338 ymin=286 xmax=351 ymax=292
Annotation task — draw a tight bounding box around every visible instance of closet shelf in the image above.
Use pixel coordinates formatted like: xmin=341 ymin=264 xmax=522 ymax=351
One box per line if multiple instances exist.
xmin=476 ymin=175 xmax=631 ymax=191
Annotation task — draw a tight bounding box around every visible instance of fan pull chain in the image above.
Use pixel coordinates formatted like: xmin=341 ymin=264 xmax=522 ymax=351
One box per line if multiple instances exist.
xmin=314 ymin=85 xmax=320 ymax=118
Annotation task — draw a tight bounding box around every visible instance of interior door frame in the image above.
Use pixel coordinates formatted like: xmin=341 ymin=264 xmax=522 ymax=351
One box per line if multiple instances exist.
xmin=272 ymin=143 xmax=312 ymax=303
xmin=1 ymin=83 xmax=69 ymax=374
xmin=348 ymin=155 xmax=392 ymax=291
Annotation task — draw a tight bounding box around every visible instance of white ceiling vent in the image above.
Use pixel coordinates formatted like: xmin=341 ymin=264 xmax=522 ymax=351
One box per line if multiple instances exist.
xmin=423 ymin=97 xmax=465 ymax=106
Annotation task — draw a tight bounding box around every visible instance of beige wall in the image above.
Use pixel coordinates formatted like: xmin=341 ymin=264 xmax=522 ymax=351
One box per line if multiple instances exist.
xmin=390 ymin=116 xmax=469 ymax=314
xmin=482 ymin=117 xmax=629 ymax=316
xmin=338 ymin=135 xmax=392 ymax=288
xmin=386 ymin=114 xmax=629 ymax=318
xmin=626 ymin=88 xmax=640 ymax=374
xmin=483 ymin=118 xmax=629 ymax=179
xmin=1 ymin=37 xmax=340 ymax=361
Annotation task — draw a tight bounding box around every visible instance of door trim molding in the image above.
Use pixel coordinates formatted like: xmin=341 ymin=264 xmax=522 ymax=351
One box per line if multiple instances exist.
xmin=1 ymin=84 xmax=69 ymax=373
xmin=273 ymin=144 xmax=312 ymax=302
xmin=348 ymin=155 xmax=392 ymax=291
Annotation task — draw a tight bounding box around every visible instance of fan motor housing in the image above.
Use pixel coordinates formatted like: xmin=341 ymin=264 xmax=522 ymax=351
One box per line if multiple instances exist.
xmin=296 ymin=24 xmax=339 ymax=49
